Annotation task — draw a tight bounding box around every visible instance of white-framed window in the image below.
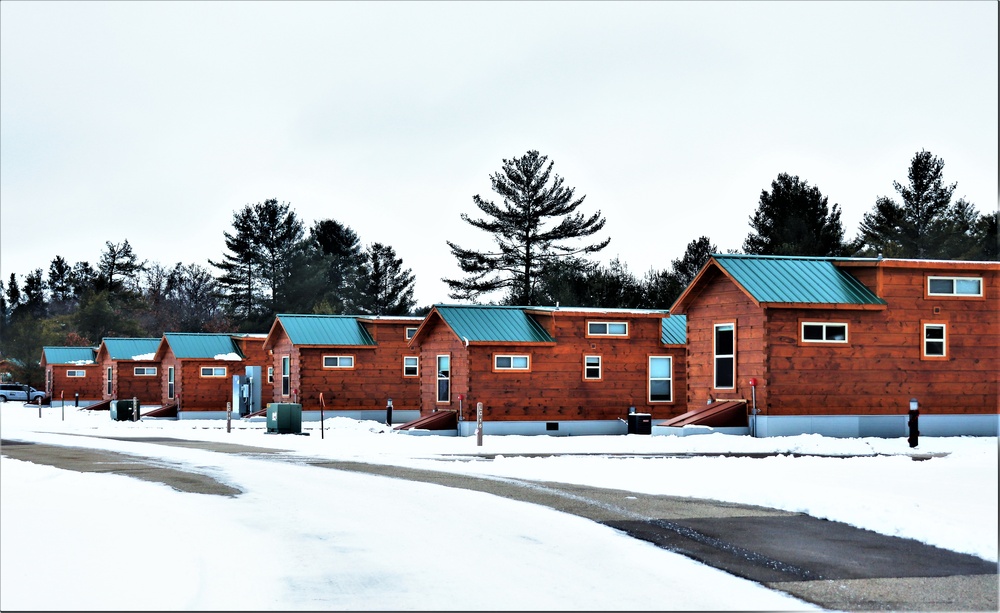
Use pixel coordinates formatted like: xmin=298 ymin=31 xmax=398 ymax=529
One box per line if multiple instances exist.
xmin=267 ymin=366 xmax=274 ymax=383
xmin=323 ymin=355 xmax=355 ymax=368
xmin=494 ymin=354 xmax=529 ymax=370
xmin=67 ymin=370 xmax=86 ymax=377
xmin=801 ymin=322 xmax=848 ymax=343
xmin=403 ymin=356 xmax=418 ymax=377
xmin=714 ymin=323 xmax=735 ymax=390
xmin=584 ymin=355 xmax=602 ymax=380
xmin=587 ymin=321 xmax=628 ymax=337
xmin=436 ymin=354 xmax=450 ymax=403
xmin=923 ymin=322 xmax=947 ymax=358
xmin=281 ymin=356 xmax=290 ymax=396
xmin=134 ymin=366 xmax=157 ymax=376
xmin=405 ymin=327 xmax=418 ymax=340
xmin=649 ymin=356 xmax=673 ymax=403
xmin=928 ymin=276 xmax=983 ymax=297
xmin=167 ymin=367 xmax=175 ymax=399
xmin=201 ymin=366 xmax=227 ymax=377
xmin=106 ymin=367 xmax=113 ymax=395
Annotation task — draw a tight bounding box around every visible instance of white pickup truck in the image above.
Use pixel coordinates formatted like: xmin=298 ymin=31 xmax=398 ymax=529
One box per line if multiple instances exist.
xmin=0 ymin=383 xmax=46 ymax=403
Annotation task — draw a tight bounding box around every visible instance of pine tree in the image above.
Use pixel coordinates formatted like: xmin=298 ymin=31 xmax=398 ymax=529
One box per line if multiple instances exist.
xmin=210 ymin=206 xmax=260 ymax=322
xmin=354 ymin=243 xmax=416 ymax=315
xmin=743 ymin=174 xmax=847 ymax=256
xmin=445 ymin=150 xmax=610 ymax=305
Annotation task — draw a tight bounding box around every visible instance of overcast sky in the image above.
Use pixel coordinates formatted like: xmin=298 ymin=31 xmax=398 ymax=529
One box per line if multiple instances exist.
xmin=2 ymin=1 xmax=997 ymax=308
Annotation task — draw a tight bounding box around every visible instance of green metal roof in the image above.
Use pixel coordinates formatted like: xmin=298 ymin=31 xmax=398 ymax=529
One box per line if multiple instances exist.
xmin=276 ymin=314 xmax=376 ymax=346
xmin=661 ymin=315 xmax=687 ymax=345
xmin=713 ymin=255 xmax=886 ymax=306
xmin=434 ymin=305 xmax=555 ymax=343
xmin=101 ymin=338 xmax=161 ymax=361
xmin=42 ymin=346 xmax=98 ymax=365
xmin=162 ymin=333 xmax=244 ymax=359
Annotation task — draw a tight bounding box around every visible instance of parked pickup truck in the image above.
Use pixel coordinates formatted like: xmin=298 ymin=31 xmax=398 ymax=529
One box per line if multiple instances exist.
xmin=0 ymin=383 xmax=46 ymax=403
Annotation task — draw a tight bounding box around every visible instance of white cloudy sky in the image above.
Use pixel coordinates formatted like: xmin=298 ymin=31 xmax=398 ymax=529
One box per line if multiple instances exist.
xmin=2 ymin=1 xmax=997 ymax=307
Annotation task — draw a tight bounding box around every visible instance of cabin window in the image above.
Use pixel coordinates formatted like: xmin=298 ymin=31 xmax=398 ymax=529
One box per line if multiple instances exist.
xmin=167 ymin=367 xmax=175 ymax=399
xmin=281 ymin=356 xmax=290 ymax=396
xmin=436 ymin=355 xmax=450 ymax=403
xmin=801 ymin=322 xmax=848 ymax=343
xmin=201 ymin=366 xmax=227 ymax=377
xmin=134 ymin=366 xmax=157 ymax=376
xmin=649 ymin=356 xmax=673 ymax=402
xmin=927 ymin=276 xmax=982 ymax=297
xmin=267 ymin=367 xmax=274 ymax=383
xmin=587 ymin=321 xmax=628 ymax=337
xmin=67 ymin=370 xmax=86 ymax=377
xmin=403 ymin=356 xmax=419 ymax=377
xmin=323 ymin=355 xmax=355 ymax=368
xmin=494 ymin=354 xmax=529 ymax=371
xmin=714 ymin=323 xmax=735 ymax=389
xmin=584 ymin=355 xmax=602 ymax=380
xmin=106 ymin=367 xmax=113 ymax=395
xmin=405 ymin=327 xmax=418 ymax=340
xmin=46 ymin=370 xmax=52 ymax=395
xmin=922 ymin=322 xmax=947 ymax=358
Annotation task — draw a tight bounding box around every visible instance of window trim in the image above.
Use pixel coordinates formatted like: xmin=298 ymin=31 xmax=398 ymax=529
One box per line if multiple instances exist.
xmin=586 ymin=321 xmax=629 ymax=338
xmin=322 ymin=355 xmax=356 ymax=369
xmin=133 ymin=366 xmax=157 ymax=376
xmin=583 ymin=355 xmax=602 ymax=381
xmin=713 ymin=322 xmax=736 ymax=390
xmin=493 ymin=354 xmax=530 ymax=372
xmin=267 ymin=366 xmax=274 ymax=384
xmin=921 ymin=320 xmax=948 ymax=360
xmin=926 ymin=275 xmax=983 ymax=298
xmin=281 ymin=356 xmax=290 ymax=397
xmin=106 ymin=366 xmax=113 ymax=395
xmin=405 ymin=327 xmax=418 ymax=340
xmin=167 ymin=366 xmax=175 ymax=400
xmin=800 ymin=321 xmax=849 ymax=344
xmin=66 ymin=370 xmax=86 ymax=378
xmin=436 ymin=354 xmax=450 ymax=404
xmin=648 ymin=355 xmax=673 ymax=403
xmin=200 ymin=366 xmax=227 ymax=378
xmin=403 ymin=356 xmax=419 ymax=377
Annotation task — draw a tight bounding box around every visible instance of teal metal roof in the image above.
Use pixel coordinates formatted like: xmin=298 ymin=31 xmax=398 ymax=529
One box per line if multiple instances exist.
xmin=162 ymin=333 xmax=243 ymax=359
xmin=101 ymin=338 xmax=161 ymax=360
xmin=434 ymin=305 xmax=555 ymax=343
xmin=276 ymin=314 xmax=376 ymax=346
xmin=661 ymin=315 xmax=687 ymax=345
xmin=42 ymin=346 xmax=97 ymax=365
xmin=713 ymin=255 xmax=886 ymax=306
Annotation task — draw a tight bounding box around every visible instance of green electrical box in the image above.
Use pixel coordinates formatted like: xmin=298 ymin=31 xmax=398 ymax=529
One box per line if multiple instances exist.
xmin=267 ymin=403 xmax=302 ymax=434
xmin=111 ymin=399 xmax=135 ymax=421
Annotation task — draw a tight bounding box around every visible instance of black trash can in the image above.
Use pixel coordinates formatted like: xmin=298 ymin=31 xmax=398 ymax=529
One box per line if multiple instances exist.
xmin=628 ymin=412 xmax=652 ymax=435
xmin=111 ymin=399 xmax=134 ymax=421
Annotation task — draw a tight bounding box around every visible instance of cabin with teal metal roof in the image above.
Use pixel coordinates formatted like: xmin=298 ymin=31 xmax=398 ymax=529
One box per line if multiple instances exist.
xmin=95 ymin=338 xmax=162 ymax=405
xmin=261 ymin=314 xmax=424 ymax=421
xmin=152 ymin=333 xmax=264 ymax=416
xmin=668 ymin=254 xmax=999 ymax=437
xmin=407 ymin=304 xmax=687 ymax=435
xmin=40 ymin=346 xmax=102 ymax=403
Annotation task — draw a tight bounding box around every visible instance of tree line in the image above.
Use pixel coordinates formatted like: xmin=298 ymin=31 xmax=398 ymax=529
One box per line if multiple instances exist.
xmin=1 ymin=148 xmax=995 ymax=386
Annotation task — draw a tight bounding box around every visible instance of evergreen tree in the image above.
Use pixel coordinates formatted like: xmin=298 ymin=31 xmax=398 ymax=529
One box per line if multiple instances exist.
xmin=210 ymin=205 xmax=260 ymax=323
xmin=354 ymin=243 xmax=416 ymax=315
xmin=744 ymin=173 xmax=847 ymax=256
xmin=307 ymin=219 xmax=366 ymax=313
xmin=5 ymin=274 xmax=21 ymax=314
xmin=972 ymin=211 xmax=999 ymax=260
xmin=855 ymin=150 xmax=956 ymax=258
xmin=585 ymin=258 xmax=645 ymax=308
xmin=47 ymin=256 xmax=73 ymax=303
xmin=70 ymin=261 xmax=97 ymax=299
xmin=671 ymin=236 xmax=717 ymax=286
xmin=20 ymin=269 xmax=47 ymax=318
xmin=640 ymin=268 xmax=683 ymax=310
xmin=445 ymin=150 xmax=610 ymax=305
xmin=533 ymin=257 xmax=596 ymax=307
xmin=96 ymin=239 xmax=146 ymax=295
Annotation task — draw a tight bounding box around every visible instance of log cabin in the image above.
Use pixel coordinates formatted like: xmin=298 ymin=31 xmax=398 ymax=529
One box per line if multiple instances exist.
xmin=261 ymin=314 xmax=424 ymax=422
xmin=666 ymin=254 xmax=999 ymax=438
xmin=152 ymin=332 xmax=267 ymax=418
xmin=405 ymin=305 xmax=687 ymax=436
xmin=40 ymin=346 xmax=103 ymax=404
xmin=95 ymin=338 xmax=162 ymax=408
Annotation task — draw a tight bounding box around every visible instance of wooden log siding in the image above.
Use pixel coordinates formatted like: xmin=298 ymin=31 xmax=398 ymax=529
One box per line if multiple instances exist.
xmin=418 ymin=312 xmax=687 ymax=422
xmin=47 ymin=365 xmax=103 ymax=401
xmin=103 ymin=360 xmax=161 ymax=404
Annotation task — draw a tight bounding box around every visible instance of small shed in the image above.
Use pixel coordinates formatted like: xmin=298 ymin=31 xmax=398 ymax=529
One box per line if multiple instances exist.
xmin=153 ymin=333 xmax=255 ymax=417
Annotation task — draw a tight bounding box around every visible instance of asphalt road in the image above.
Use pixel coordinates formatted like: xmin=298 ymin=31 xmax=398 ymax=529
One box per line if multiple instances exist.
xmin=3 ymin=435 xmax=997 ymax=611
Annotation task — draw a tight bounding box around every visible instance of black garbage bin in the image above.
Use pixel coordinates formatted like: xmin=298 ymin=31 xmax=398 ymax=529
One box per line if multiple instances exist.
xmin=628 ymin=412 xmax=652 ymax=434
xmin=111 ymin=399 xmax=134 ymax=421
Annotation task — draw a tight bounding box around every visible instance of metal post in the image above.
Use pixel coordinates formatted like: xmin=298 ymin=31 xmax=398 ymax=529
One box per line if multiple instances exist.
xmin=74 ymin=392 xmax=79 ymax=407
xmin=319 ymin=392 xmax=325 ymax=439
xmin=132 ymin=396 xmax=138 ymax=422
xmin=226 ymin=401 xmax=232 ymax=433
xmin=476 ymin=402 xmax=483 ymax=447
xmin=908 ymin=398 xmax=919 ymax=448
xmin=386 ymin=398 xmax=393 ymax=427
